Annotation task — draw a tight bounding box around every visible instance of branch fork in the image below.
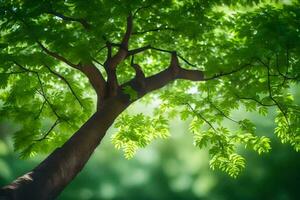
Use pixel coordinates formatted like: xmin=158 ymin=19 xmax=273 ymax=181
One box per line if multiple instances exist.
xmin=37 ymin=13 xmax=204 ymax=108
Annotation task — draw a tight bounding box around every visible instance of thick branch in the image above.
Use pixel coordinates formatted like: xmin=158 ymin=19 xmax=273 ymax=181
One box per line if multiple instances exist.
xmin=121 ymin=14 xmax=133 ymax=49
xmin=177 ymin=69 xmax=204 ymax=81
xmin=107 ymin=14 xmax=133 ymax=69
xmin=105 ymin=69 xmax=118 ymax=98
xmin=37 ymin=42 xmax=106 ymax=105
xmin=102 ymin=15 xmax=134 ymax=97
xmin=127 ymin=45 xmax=152 ymax=56
xmin=106 ymin=42 xmax=112 ymax=59
xmin=130 ymin=56 xmax=146 ymax=90
xmin=143 ymin=68 xmax=203 ymax=94
xmin=81 ymin=63 xmax=106 ymax=106
xmin=14 ymin=15 xmax=105 ymax=99
xmin=1 ymin=97 xmax=131 ymax=199
xmin=122 ymin=54 xmax=204 ymax=98
xmin=130 ymin=56 xmax=145 ymax=78
xmin=127 ymin=45 xmax=197 ymax=68
xmin=131 ymin=56 xmax=145 ymax=79
xmin=125 ymin=43 xmax=199 ymax=72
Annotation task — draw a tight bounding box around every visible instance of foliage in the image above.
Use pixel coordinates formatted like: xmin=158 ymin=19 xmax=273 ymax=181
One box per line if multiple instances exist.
xmin=2 ymin=114 xmax=300 ymax=200
xmin=0 ymin=0 xmax=300 ymax=177
xmin=122 ymin=86 xmax=138 ymax=101
xmin=112 ymin=113 xmax=169 ymax=159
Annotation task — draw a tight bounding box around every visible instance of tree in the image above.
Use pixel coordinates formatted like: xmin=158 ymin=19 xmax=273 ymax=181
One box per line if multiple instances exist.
xmin=0 ymin=0 xmax=299 ymax=199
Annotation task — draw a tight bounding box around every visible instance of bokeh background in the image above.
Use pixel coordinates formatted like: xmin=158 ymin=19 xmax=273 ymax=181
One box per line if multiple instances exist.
xmin=1 ymin=89 xmax=300 ymax=200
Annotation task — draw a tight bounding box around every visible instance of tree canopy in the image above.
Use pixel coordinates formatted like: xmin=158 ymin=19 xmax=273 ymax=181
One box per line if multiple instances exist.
xmin=0 ymin=0 xmax=300 ymax=178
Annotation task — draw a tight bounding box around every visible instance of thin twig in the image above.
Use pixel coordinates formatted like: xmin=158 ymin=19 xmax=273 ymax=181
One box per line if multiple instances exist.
xmin=47 ymin=10 xmax=90 ymax=29
xmin=275 ymin=54 xmax=299 ymax=81
xmin=95 ymin=45 xmax=107 ymax=56
xmin=128 ymin=45 xmax=197 ymax=68
xmin=133 ymin=4 xmax=152 ymax=17
xmin=13 ymin=61 xmax=62 ymax=119
xmin=265 ymin=61 xmax=291 ymax=130
xmin=241 ymin=97 xmax=276 ymax=107
xmin=43 ymin=64 xmax=84 ymax=108
xmin=92 ymin=57 xmax=104 ymax=67
xmin=36 ymin=90 xmax=61 ymax=120
xmin=133 ymin=27 xmax=175 ymax=35
xmin=34 ymin=119 xmax=60 ymax=142
xmin=203 ymin=63 xmax=252 ymax=81
xmin=34 ymin=100 xmax=46 ymax=120
xmin=185 ymin=103 xmax=217 ymax=132
xmin=177 ymin=54 xmax=197 ymax=68
xmin=37 ymin=41 xmax=79 ymax=69
xmin=206 ymin=89 xmax=239 ymax=124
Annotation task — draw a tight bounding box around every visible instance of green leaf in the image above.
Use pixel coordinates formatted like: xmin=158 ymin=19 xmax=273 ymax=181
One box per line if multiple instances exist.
xmin=123 ymin=86 xmax=138 ymax=101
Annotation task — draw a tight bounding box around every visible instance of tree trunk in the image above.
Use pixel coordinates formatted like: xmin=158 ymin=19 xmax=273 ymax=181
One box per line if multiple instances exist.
xmin=0 ymin=54 xmax=204 ymax=199
xmin=0 ymin=97 xmax=129 ymax=200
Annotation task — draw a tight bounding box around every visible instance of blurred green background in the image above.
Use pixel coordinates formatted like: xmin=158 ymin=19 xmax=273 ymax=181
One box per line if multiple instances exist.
xmin=1 ymin=98 xmax=300 ymax=200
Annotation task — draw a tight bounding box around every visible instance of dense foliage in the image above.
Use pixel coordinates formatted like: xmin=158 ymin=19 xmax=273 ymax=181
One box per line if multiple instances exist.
xmin=1 ymin=113 xmax=300 ymax=200
xmin=0 ymin=0 xmax=300 ymax=178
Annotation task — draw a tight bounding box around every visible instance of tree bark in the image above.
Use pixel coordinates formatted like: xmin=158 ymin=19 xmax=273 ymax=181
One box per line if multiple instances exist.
xmin=0 ymin=10 xmax=208 ymax=199
xmin=0 ymin=97 xmax=130 ymax=200
xmin=0 ymin=56 xmax=204 ymax=199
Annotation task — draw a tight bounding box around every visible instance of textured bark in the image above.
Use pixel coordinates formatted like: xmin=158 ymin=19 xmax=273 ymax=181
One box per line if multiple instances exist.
xmin=0 ymin=97 xmax=130 ymax=200
xmin=0 ymin=65 xmax=204 ymax=200
xmin=0 ymin=63 xmax=203 ymax=200
xmin=0 ymin=43 xmax=204 ymax=200
xmin=0 ymin=8 xmax=209 ymax=199
xmin=0 ymin=64 xmax=204 ymax=199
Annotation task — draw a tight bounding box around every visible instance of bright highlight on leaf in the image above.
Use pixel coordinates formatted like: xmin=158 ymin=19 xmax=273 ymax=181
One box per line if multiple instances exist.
xmin=112 ymin=113 xmax=169 ymax=159
xmin=0 ymin=0 xmax=300 ymax=180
